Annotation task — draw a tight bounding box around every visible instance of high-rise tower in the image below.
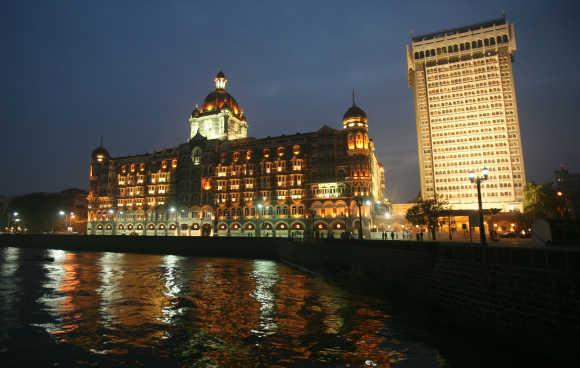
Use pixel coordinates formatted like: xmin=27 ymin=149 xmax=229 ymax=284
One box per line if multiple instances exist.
xmin=407 ymin=18 xmax=526 ymax=211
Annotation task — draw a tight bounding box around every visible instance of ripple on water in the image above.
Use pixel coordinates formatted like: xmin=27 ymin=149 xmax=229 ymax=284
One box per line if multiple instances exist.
xmin=0 ymin=248 xmax=450 ymax=367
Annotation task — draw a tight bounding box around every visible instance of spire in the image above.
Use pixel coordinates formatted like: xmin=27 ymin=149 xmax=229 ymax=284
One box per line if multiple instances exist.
xmin=214 ymin=70 xmax=227 ymax=90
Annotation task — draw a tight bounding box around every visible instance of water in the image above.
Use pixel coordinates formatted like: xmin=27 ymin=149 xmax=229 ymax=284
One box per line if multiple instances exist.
xmin=0 ymin=246 xmax=539 ymax=367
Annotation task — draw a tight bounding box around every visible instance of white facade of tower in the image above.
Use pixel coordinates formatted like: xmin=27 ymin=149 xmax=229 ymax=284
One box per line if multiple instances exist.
xmin=407 ymin=19 xmax=526 ymax=211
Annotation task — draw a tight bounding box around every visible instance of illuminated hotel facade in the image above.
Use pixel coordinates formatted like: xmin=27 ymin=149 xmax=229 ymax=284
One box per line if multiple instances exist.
xmin=407 ymin=18 xmax=526 ymax=212
xmin=88 ymin=72 xmax=385 ymax=238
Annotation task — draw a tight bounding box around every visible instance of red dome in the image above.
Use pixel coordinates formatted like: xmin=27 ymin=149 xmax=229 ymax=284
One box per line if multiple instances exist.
xmin=196 ymin=70 xmax=245 ymax=120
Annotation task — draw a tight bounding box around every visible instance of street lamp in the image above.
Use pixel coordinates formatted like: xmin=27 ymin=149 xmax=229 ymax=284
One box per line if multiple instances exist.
xmin=256 ymin=203 xmax=263 ymax=237
xmin=58 ymin=210 xmax=75 ymax=232
xmin=469 ymin=168 xmax=489 ymax=245
xmin=355 ymin=198 xmax=367 ymax=240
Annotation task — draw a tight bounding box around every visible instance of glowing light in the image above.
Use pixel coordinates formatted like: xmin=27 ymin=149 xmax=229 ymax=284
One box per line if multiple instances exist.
xmin=482 ymin=167 xmax=489 ymax=178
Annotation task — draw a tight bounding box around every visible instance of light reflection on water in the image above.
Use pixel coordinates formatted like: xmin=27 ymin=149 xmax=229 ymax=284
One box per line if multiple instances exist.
xmin=0 ymin=247 xmax=444 ymax=367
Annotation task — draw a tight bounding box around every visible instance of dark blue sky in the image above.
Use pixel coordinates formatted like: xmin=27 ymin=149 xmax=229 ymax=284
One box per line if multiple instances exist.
xmin=1 ymin=0 xmax=579 ymax=201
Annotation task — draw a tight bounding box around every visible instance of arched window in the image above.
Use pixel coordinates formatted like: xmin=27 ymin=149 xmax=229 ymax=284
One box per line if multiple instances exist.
xmin=292 ymin=145 xmax=300 ymax=155
xmin=355 ymin=133 xmax=363 ymax=149
xmin=502 ymin=35 xmax=508 ymax=43
xmin=191 ymin=147 xmax=201 ymax=165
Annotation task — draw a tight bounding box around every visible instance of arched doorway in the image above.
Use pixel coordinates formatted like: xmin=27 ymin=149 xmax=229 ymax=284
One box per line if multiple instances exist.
xmin=201 ymin=223 xmax=212 ymax=237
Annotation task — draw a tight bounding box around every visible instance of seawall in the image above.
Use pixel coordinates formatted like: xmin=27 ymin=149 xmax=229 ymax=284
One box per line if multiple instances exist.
xmin=2 ymin=234 xmax=579 ymax=361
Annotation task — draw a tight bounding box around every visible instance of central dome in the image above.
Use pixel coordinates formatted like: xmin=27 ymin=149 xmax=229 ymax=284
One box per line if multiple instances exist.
xmin=198 ymin=71 xmax=245 ymax=120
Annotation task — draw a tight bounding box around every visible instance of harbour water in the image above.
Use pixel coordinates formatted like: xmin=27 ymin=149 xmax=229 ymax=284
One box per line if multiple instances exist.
xmin=0 ymin=246 xmax=543 ymax=367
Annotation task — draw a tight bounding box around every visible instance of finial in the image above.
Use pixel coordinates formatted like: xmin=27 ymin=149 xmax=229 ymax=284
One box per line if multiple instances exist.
xmin=501 ymin=10 xmax=506 ymax=20
xmin=352 ymin=88 xmax=356 ymax=106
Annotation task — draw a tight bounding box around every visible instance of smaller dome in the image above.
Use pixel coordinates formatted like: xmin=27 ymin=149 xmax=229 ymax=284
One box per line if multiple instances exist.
xmin=342 ymin=89 xmax=368 ymax=127
xmin=342 ymin=105 xmax=367 ymax=122
xmin=92 ymin=146 xmax=109 ymax=162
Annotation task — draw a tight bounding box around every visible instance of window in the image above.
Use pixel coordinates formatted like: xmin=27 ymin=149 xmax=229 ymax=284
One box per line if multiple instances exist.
xmin=192 ymin=147 xmax=202 ymax=165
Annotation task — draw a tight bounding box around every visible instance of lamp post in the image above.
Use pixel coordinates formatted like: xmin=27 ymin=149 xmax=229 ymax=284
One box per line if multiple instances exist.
xmin=256 ymin=203 xmax=262 ymax=237
xmin=179 ymin=209 xmax=185 ymax=236
xmin=108 ymin=209 xmax=114 ymax=235
xmin=58 ymin=210 xmax=76 ymax=233
xmin=469 ymin=168 xmax=489 ymax=245
xmin=354 ymin=198 xmax=370 ymax=240
xmin=169 ymin=207 xmax=176 ymax=236
xmin=556 ymin=191 xmax=566 ymax=218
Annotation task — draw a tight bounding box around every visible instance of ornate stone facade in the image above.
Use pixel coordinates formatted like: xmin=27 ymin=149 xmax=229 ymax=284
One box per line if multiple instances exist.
xmin=88 ymin=72 xmax=385 ymax=238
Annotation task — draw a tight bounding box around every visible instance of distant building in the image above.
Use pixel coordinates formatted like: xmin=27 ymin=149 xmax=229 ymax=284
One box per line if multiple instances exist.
xmin=554 ymin=167 xmax=580 ymax=219
xmin=407 ymin=17 xmax=526 ymax=212
xmin=0 ymin=195 xmax=8 ymax=228
xmin=88 ymin=72 xmax=386 ymax=238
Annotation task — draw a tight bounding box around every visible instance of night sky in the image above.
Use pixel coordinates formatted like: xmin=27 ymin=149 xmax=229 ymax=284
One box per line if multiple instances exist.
xmin=1 ymin=0 xmax=579 ymax=202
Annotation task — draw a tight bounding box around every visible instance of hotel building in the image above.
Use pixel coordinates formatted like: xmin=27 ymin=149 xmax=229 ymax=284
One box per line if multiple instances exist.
xmin=88 ymin=71 xmax=385 ymax=238
xmin=407 ymin=18 xmax=526 ymax=211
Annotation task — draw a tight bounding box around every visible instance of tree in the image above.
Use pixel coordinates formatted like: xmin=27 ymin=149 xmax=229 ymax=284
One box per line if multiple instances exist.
xmin=405 ymin=197 xmax=448 ymax=240
xmin=524 ymin=182 xmax=558 ymax=222
xmin=524 ymin=181 xmax=575 ymax=225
